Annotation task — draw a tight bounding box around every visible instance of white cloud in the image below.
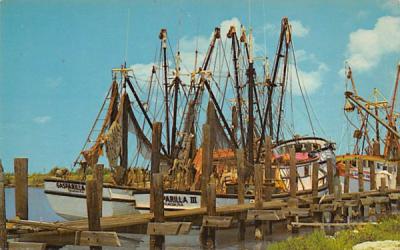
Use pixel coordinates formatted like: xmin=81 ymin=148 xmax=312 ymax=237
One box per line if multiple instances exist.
xmin=130 ymin=63 xmax=155 ymax=82
xmin=33 ymin=116 xmax=51 ymax=124
xmin=294 ymin=63 xmax=329 ymax=95
xmin=382 ymin=0 xmax=400 ymax=15
xmin=128 ymin=17 xmax=324 ymax=97
xmin=219 ymin=17 xmax=241 ymax=40
xmin=129 ymin=17 xmax=243 ymax=84
xmin=290 ymin=20 xmax=310 ymax=37
xmin=344 ymin=16 xmax=400 ymax=72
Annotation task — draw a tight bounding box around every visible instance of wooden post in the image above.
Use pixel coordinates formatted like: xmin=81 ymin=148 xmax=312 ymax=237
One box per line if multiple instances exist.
xmin=236 ymin=149 xmax=245 ymax=241
xmin=200 ymin=118 xmax=214 ymax=247
xmin=380 ymin=177 xmax=387 ymax=192
xmin=312 ymin=162 xmax=319 ymax=222
xmin=344 ymin=161 xmax=350 ymax=193
xmin=289 ymin=148 xmax=297 ymax=198
xmin=397 ymin=161 xmax=400 ymax=190
xmin=150 ymin=122 xmax=162 ymax=212
xmin=206 ymin=183 xmax=216 ymax=248
xmin=0 ymin=160 xmax=7 ymax=249
xmin=264 ymin=136 xmax=273 ymax=235
xmin=254 ymin=164 xmax=264 ymax=240
xmin=150 ymin=173 xmax=164 ymax=250
xmin=86 ymin=179 xmax=101 ymax=250
xmin=312 ymin=162 xmax=319 ymax=200
xmin=14 ymin=158 xmax=28 ymax=220
xmin=201 ymin=124 xmax=212 ymax=208
xmin=369 ymin=161 xmax=376 ymax=190
xmin=327 ymin=158 xmax=334 ymax=194
xmin=94 ymin=164 xmax=104 ymax=217
xmin=357 ymin=159 xmax=364 ymax=192
xmin=150 ymin=122 xmax=164 ymax=250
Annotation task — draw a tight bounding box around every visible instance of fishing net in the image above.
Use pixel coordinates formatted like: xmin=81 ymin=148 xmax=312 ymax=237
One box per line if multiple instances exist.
xmin=206 ymin=101 xmax=231 ymax=149
xmin=126 ymin=102 xmax=152 ymax=160
xmin=81 ymin=81 xmax=119 ymax=167
xmin=104 ymin=121 xmax=122 ymax=168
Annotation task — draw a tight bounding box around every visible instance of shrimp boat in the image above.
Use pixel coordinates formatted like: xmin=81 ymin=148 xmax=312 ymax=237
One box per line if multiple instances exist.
xmin=335 ymin=64 xmax=400 ymax=191
xmin=45 ymin=18 xmax=336 ymax=220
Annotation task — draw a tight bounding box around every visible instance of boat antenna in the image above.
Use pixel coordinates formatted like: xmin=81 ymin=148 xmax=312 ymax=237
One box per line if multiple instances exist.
xmin=124 ymin=9 xmax=131 ymax=63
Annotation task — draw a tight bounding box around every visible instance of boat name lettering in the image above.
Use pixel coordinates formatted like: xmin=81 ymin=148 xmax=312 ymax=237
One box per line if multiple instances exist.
xmin=164 ymin=195 xmax=197 ymax=206
xmin=56 ymin=182 xmax=85 ymax=193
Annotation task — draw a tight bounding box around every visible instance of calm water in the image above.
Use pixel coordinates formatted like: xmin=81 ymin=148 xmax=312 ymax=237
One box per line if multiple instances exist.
xmin=6 ymin=180 xmax=366 ymax=249
xmin=5 ymin=187 xmax=64 ymax=221
xmin=5 ymin=188 xmax=311 ymax=249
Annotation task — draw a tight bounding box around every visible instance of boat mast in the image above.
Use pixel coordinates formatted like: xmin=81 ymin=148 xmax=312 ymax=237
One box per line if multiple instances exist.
xmin=256 ymin=17 xmax=289 ymax=162
xmin=121 ymin=67 xmax=129 ymax=171
xmin=384 ymin=63 xmax=400 ymax=158
xmin=160 ymin=28 xmax=171 ymax=155
xmin=171 ymin=51 xmax=181 ymax=158
xmin=228 ymin=26 xmax=246 ymax=149
xmin=246 ymin=28 xmax=255 ymax=166
xmin=276 ymin=21 xmax=291 ymax=143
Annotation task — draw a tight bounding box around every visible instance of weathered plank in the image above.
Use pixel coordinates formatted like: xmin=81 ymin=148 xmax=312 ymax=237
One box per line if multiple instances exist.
xmin=247 ymin=210 xmax=286 ymax=221
xmin=8 ymin=219 xmax=80 ymax=231
xmin=202 ymin=216 xmax=233 ymax=228
xmin=76 ymin=231 xmax=121 ymax=247
xmin=147 ymin=222 xmax=191 ymax=235
xmin=9 ymin=242 xmax=46 ymax=250
xmin=18 ymin=231 xmax=121 ymax=247
xmin=14 ymin=158 xmax=28 ymax=220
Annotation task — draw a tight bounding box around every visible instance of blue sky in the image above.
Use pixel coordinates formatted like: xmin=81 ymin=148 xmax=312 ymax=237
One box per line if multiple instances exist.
xmin=1 ymin=0 xmax=399 ymax=173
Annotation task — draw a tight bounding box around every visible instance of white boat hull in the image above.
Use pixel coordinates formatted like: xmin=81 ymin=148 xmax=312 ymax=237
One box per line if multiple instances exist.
xmin=44 ymin=180 xmax=138 ymax=220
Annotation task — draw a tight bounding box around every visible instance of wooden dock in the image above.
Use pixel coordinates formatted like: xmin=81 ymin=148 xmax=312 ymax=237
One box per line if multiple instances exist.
xmin=2 ymin=122 xmax=400 ymax=249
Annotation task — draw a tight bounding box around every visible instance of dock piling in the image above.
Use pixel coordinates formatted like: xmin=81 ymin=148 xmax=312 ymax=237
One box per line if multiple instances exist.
xmin=344 ymin=161 xmax=350 ymax=193
xmin=94 ymin=164 xmax=104 ymax=217
xmin=357 ymin=159 xmax=364 ymax=192
xmin=327 ymin=158 xmax=334 ymax=194
xmin=254 ymin=163 xmax=264 ymax=240
xmin=14 ymin=158 xmax=28 ymax=220
xmin=206 ymin=182 xmax=216 ymax=248
xmin=236 ymin=149 xmax=245 ymax=241
xmin=369 ymin=160 xmax=376 ymax=190
xmin=86 ymin=179 xmax=102 ymax=250
xmin=150 ymin=173 xmax=165 ymax=250
xmin=264 ymin=136 xmax=273 ymax=235
xmin=289 ymin=148 xmax=297 ymax=199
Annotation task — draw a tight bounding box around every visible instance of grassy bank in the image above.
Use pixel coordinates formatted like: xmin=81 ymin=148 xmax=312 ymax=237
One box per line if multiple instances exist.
xmin=268 ymin=215 xmax=400 ymax=250
xmin=3 ymin=167 xmax=114 ymax=187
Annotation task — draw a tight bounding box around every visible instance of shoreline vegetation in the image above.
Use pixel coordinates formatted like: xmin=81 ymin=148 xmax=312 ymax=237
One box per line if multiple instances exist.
xmin=3 ymin=167 xmax=114 ymax=187
xmin=268 ymin=215 xmax=400 ymax=250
